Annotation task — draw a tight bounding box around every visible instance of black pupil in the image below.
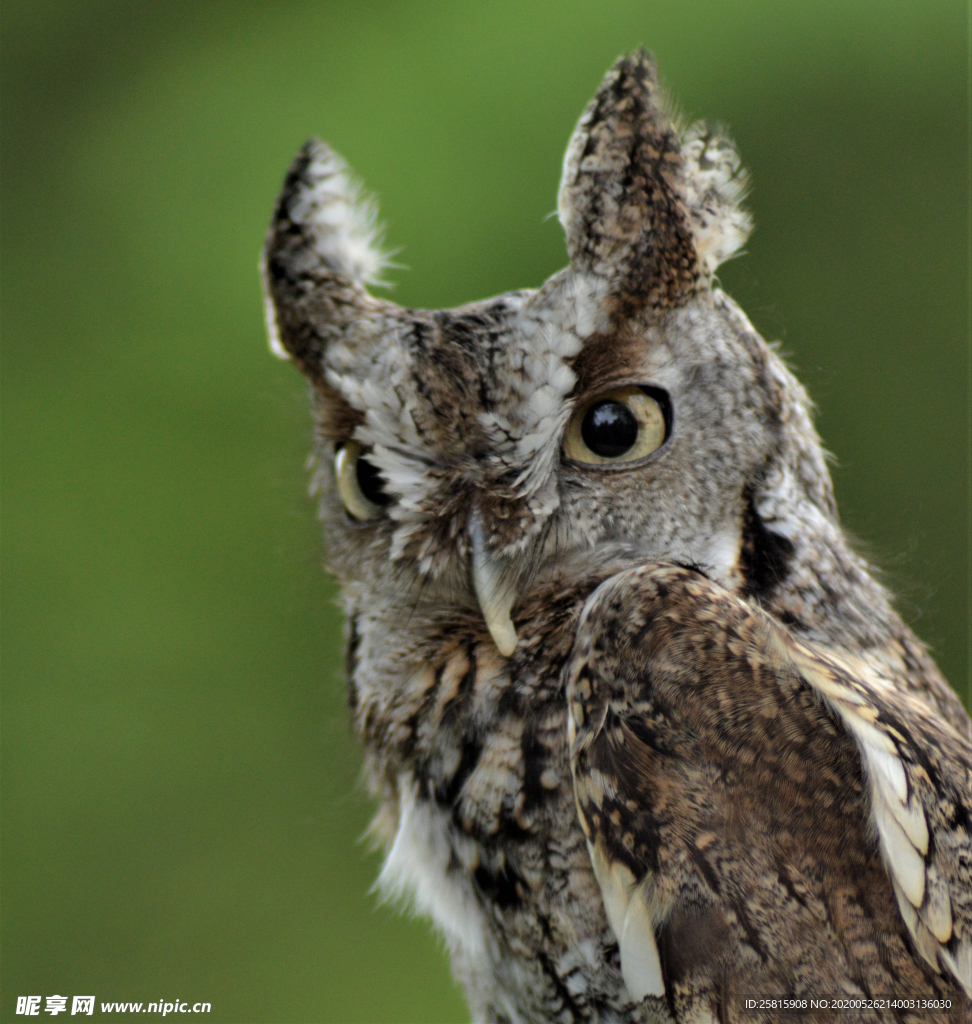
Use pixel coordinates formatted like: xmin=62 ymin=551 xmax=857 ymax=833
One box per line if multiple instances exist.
xmin=356 ymin=454 xmax=391 ymax=507
xmin=581 ymin=400 xmax=638 ymax=458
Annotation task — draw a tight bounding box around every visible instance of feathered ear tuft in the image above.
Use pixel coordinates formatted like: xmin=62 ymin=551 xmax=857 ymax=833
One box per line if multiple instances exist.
xmin=680 ymin=122 xmax=752 ymax=275
xmin=261 ymin=140 xmax=393 ymax=381
xmin=557 ymin=49 xmax=700 ymax=325
xmin=556 ymin=51 xmax=754 ymax=331
xmin=273 ymin=139 xmax=391 ymax=287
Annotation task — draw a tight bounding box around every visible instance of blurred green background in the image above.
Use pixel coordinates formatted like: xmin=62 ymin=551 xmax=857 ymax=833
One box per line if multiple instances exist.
xmin=2 ymin=2 xmax=968 ymax=1021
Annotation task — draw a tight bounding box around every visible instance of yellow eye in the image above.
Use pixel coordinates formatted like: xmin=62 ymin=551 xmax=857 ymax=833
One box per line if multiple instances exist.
xmin=564 ymin=386 xmax=667 ymax=465
xmin=335 ymin=442 xmax=391 ymax=521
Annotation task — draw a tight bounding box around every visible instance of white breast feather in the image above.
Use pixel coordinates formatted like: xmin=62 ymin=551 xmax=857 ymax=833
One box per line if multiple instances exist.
xmin=377 ymin=778 xmax=489 ymax=964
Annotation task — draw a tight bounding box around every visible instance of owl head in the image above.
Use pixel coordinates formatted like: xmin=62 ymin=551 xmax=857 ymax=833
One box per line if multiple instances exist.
xmin=262 ymin=50 xmax=836 ymax=658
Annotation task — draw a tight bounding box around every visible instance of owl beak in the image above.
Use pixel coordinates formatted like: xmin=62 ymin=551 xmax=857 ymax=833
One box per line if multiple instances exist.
xmin=468 ymin=509 xmax=519 ymax=658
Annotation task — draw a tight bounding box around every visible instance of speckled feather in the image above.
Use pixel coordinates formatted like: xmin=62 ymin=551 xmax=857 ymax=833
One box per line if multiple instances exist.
xmin=262 ymin=50 xmax=971 ymax=1024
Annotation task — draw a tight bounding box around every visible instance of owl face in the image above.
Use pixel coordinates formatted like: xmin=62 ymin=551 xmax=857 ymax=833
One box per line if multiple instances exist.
xmin=263 ymin=54 xmax=828 ymax=657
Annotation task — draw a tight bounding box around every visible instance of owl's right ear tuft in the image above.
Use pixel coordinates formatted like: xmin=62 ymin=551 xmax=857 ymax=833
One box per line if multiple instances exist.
xmin=260 ymin=140 xmax=393 ymax=382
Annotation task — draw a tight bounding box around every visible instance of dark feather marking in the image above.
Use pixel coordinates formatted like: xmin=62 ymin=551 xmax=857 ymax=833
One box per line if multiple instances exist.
xmin=584 ymin=717 xmax=664 ymax=874
xmin=535 ymin=949 xmax=583 ymax=1021
xmin=406 ymin=318 xmax=433 ymax=352
xmin=730 ymin=897 xmax=770 ymax=964
xmin=687 ymin=842 xmax=723 ymax=896
xmin=474 ymin=860 xmax=525 ymax=911
xmin=622 ymin=715 xmax=675 ymax=759
xmin=739 ymin=491 xmax=794 ymax=601
xmin=491 ymin=812 xmax=533 ymax=844
xmin=673 ymin=560 xmax=711 ymax=579
xmin=872 ymin=706 xmax=948 ymax=799
xmin=438 ymin=735 xmax=483 ymax=809
xmin=521 ymin=725 xmax=547 ymax=811
xmin=400 ymin=661 xmax=446 ymax=759
xmin=345 ymin=613 xmax=361 ymax=713
xmin=773 ymin=856 xmax=809 ymax=910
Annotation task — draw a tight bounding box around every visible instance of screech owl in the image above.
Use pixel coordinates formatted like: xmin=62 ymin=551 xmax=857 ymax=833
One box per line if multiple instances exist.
xmin=262 ymin=51 xmax=972 ymax=1024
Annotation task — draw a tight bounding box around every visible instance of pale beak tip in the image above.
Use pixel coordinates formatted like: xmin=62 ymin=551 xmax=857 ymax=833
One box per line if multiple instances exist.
xmin=468 ymin=509 xmax=519 ymax=657
xmin=490 ymin=620 xmax=519 ymax=658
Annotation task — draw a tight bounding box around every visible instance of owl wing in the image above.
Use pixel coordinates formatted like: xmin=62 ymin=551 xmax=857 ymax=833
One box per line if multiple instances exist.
xmin=566 ymin=563 xmax=971 ymax=1016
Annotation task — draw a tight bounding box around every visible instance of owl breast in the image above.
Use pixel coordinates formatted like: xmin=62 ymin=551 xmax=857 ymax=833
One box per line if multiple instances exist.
xmin=349 ymin=585 xmax=664 ymax=1024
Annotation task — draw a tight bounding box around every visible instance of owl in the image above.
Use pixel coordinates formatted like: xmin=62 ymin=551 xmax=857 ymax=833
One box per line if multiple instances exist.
xmin=262 ymin=51 xmax=971 ymax=1024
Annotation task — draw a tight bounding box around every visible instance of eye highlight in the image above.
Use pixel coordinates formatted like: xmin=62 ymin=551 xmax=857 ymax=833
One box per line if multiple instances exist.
xmin=564 ymin=386 xmax=668 ymax=466
xmin=335 ymin=442 xmax=391 ymax=521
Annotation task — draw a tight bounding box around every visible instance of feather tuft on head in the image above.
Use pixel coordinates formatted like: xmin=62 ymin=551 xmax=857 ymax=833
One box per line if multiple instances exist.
xmin=282 ymin=138 xmax=392 ymax=287
xmin=680 ymin=122 xmax=752 ymax=275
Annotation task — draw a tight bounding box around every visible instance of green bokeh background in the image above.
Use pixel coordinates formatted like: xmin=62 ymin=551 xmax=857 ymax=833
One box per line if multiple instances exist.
xmin=2 ymin=2 xmax=969 ymax=1021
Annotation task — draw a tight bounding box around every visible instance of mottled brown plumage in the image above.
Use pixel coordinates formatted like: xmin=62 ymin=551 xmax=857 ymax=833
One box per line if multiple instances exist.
xmin=568 ymin=564 xmax=971 ymax=1021
xmin=262 ymin=50 xmax=971 ymax=1023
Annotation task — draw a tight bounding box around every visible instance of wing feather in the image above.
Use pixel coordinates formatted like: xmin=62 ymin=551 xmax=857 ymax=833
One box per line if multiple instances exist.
xmin=566 ymin=563 xmax=972 ymax=1013
xmin=787 ymin=640 xmax=971 ymax=992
